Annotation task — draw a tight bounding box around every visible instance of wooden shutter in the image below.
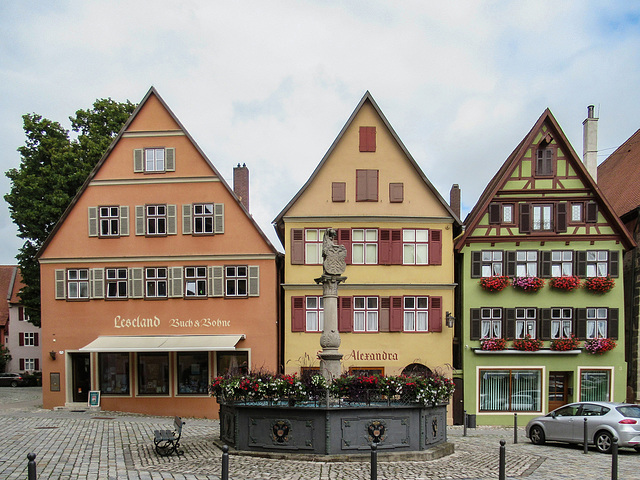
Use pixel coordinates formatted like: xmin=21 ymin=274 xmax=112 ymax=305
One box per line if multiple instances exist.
xmin=576 ymin=251 xmax=587 ymax=277
xmin=20 ymin=358 xmax=24 ymax=371
xmin=165 ymin=148 xmax=175 ymax=171
xmin=55 ymin=269 xmax=66 ymax=299
xmin=291 ymin=229 xmax=304 ymax=265
xmin=367 ymin=170 xmax=378 ymax=201
xmin=119 ymin=206 xmax=129 ymax=236
xmin=586 ymin=201 xmax=598 ymax=223
xmin=389 ymin=296 xmax=403 ymax=332
xmin=471 ymin=251 xmax=482 ymax=278
xmin=34 ymin=333 xmax=39 ymax=347
xmin=519 ymin=203 xmax=531 ymax=233
xmin=470 ymin=308 xmax=481 ymax=340
xmin=505 ymin=251 xmax=516 ymax=277
xmin=359 ymin=126 xmax=376 ymax=152
xmin=35 ymin=359 xmax=39 ymax=370
xmin=128 ymin=268 xmax=144 ymax=299
xmin=356 ymin=170 xmax=367 ymax=202
xmin=505 ymin=308 xmax=515 ymax=340
xmin=429 ymin=230 xmax=442 ymax=265
xmin=428 ymin=296 xmax=442 ymax=332
xmin=214 ymin=203 xmax=224 ymax=234
xmin=18 ymin=307 xmax=24 ymax=321
xmin=291 ymin=296 xmax=305 ymax=332
xmin=356 ymin=169 xmax=378 ymax=202
xmin=390 ymin=229 xmax=403 ymax=265
xmin=609 ymin=308 xmax=619 ymax=340
xmin=19 ymin=332 xmax=24 ymax=346
xmin=182 ymin=204 xmax=192 ymax=234
xmin=135 ymin=206 xmax=145 ymax=235
xmin=379 ymin=229 xmax=391 ymax=265
xmin=248 ymin=266 xmax=259 ymax=296
xmin=90 ymin=268 xmax=104 ymax=299
xmin=338 ymin=228 xmax=352 ymax=265
xmin=338 ymin=297 xmax=353 ymax=333
xmin=210 ymin=266 xmax=224 ymax=297
xmin=540 ymin=309 xmax=551 ymax=340
xmin=167 ymin=205 xmax=177 ymax=235
xmin=488 ymin=203 xmax=500 ymax=224
xmin=540 ymin=251 xmax=552 ymax=278
xmin=88 ymin=207 xmax=98 ymax=237
xmin=537 ymin=148 xmax=553 ymax=175
xmin=332 ymin=182 xmax=346 ymax=202
xmin=556 ymin=202 xmax=567 ymax=233
xmin=379 ymin=297 xmax=390 ymax=332
xmin=609 ymin=251 xmax=619 ymax=277
xmin=576 ymin=308 xmax=587 ymax=339
xmin=389 ymin=183 xmax=404 ymax=203
xmin=133 ymin=149 xmax=144 ymax=172
xmin=169 ymin=267 xmax=183 ymax=298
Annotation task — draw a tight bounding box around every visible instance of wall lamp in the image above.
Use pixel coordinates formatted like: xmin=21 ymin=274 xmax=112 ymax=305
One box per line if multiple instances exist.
xmin=49 ymin=351 xmax=56 ymax=360
xmin=445 ymin=311 xmax=455 ymax=329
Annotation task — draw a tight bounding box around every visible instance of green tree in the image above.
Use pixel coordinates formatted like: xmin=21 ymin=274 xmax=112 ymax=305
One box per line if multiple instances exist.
xmin=0 ymin=345 xmax=10 ymax=373
xmin=5 ymin=98 xmax=137 ymax=326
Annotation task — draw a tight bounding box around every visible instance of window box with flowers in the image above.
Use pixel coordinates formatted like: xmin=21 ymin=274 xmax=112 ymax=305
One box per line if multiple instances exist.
xmin=549 ymin=276 xmax=581 ymax=292
xmin=512 ymin=335 xmax=543 ymax=351
xmin=512 ymin=276 xmax=545 ymax=292
xmin=584 ymin=338 xmax=616 ymax=354
xmin=479 ymin=276 xmax=510 ymax=292
xmin=550 ymin=336 xmax=580 ymax=351
xmin=584 ymin=276 xmax=615 ymax=294
xmin=480 ymin=338 xmax=507 ymax=351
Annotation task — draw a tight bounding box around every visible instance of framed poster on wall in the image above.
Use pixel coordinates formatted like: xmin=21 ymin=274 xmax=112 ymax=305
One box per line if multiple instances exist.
xmin=88 ymin=390 xmax=101 ymax=407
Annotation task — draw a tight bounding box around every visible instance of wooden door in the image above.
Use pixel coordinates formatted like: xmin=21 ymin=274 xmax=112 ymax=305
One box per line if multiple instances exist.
xmin=548 ymin=371 xmax=571 ymax=412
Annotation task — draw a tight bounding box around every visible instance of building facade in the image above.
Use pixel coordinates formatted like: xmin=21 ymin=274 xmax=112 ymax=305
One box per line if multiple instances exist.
xmin=38 ymin=88 xmax=280 ymax=417
xmin=455 ymin=109 xmax=634 ymax=425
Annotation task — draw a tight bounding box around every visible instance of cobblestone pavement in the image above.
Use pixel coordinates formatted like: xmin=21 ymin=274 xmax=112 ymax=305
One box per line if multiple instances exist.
xmin=0 ymin=388 xmax=638 ymax=479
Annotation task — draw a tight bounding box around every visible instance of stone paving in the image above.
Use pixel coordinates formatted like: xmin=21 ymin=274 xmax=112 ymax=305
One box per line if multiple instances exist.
xmin=0 ymin=387 xmax=638 ymax=479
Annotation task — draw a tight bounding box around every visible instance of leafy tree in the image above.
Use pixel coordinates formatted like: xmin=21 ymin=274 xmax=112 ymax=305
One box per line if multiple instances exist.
xmin=5 ymin=98 xmax=137 ymax=326
xmin=0 ymin=345 xmax=10 ymax=373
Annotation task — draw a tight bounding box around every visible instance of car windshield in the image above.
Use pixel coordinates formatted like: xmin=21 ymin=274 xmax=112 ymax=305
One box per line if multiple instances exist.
xmin=617 ymin=406 xmax=640 ymax=418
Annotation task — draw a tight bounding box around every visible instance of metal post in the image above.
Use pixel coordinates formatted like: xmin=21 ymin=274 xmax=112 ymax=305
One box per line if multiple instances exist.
xmin=222 ymin=444 xmax=229 ymax=480
xmin=499 ymin=440 xmax=506 ymax=480
xmin=611 ymin=436 xmax=618 ymax=480
xmin=27 ymin=453 xmax=36 ymax=480
xmin=463 ymin=409 xmax=467 ymax=437
xmin=583 ymin=418 xmax=588 ymax=454
xmin=513 ymin=413 xmax=518 ymax=444
xmin=370 ymin=443 xmax=378 ymax=480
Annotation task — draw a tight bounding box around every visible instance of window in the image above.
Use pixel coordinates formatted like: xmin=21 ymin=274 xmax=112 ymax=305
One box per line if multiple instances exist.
xmin=403 ymin=229 xmax=429 ymax=265
xmin=536 ymin=147 xmax=553 ymax=176
xmin=99 ymin=206 xmax=120 ymax=236
xmin=146 ymin=205 xmax=167 ymax=235
xmin=305 ymin=229 xmax=324 ymax=264
xmin=23 ymin=358 xmax=37 ymax=371
xmin=185 ymin=267 xmax=207 ymax=297
xmin=481 ymin=251 xmax=503 ymax=277
xmin=23 ymin=332 xmax=36 ymax=346
xmin=193 ymin=203 xmax=215 ymax=234
xmin=481 ymin=308 xmax=502 ymax=339
xmin=356 ymin=169 xmax=378 ymax=202
xmin=586 ymin=250 xmax=608 ymax=277
xmin=67 ymin=269 xmax=89 ymax=299
xmin=532 ymin=205 xmax=553 ymax=230
xmin=502 ymin=204 xmax=513 ymax=223
xmin=479 ymin=369 xmax=541 ymax=412
xmin=99 ymin=353 xmax=130 ymax=395
xmin=145 ymin=268 xmax=167 ymax=298
xmin=177 ymin=352 xmax=209 ymax=395
xmin=551 ymin=251 xmax=573 ymax=277
xmin=183 ymin=203 xmax=223 ymax=235
xmin=403 ymin=296 xmax=428 ymax=332
xmin=352 ymin=229 xmax=378 ymax=264
xmin=580 ymin=369 xmax=611 ymax=402
xmin=571 ymin=203 xmax=583 ymax=222
xmin=137 ymin=353 xmax=169 ymax=395
xmin=516 ymin=251 xmax=538 ymax=277
xmin=18 ymin=307 xmax=29 ymax=322
xmin=586 ymin=308 xmax=608 ymax=339
xmin=217 ymin=351 xmax=248 ymax=376
xmin=353 ymin=296 xmax=378 ymax=332
xmin=145 ymin=148 xmax=165 ymax=172
xmin=515 ymin=308 xmax=537 ymax=339
xmin=551 ymin=308 xmax=573 ymax=339
xmin=106 ymin=268 xmax=127 ymax=299
xmin=306 ymin=296 xmax=324 ymax=332
xmin=225 ymin=266 xmax=247 ymax=297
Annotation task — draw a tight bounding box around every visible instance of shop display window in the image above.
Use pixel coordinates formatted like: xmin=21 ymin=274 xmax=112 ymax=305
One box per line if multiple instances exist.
xmin=177 ymin=352 xmax=209 ymax=395
xmin=99 ymin=352 xmax=130 ymax=395
xmin=138 ymin=353 xmax=170 ymax=395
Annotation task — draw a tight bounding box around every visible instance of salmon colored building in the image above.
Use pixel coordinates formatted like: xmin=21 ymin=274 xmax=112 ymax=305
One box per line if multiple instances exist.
xmin=38 ymin=88 xmax=281 ymax=418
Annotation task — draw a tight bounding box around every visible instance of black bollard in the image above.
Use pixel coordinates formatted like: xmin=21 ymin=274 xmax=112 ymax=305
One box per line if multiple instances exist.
xmin=513 ymin=413 xmax=518 ymax=444
xmin=499 ymin=440 xmax=506 ymax=480
xmin=27 ymin=453 xmax=37 ymax=480
xmin=463 ymin=409 xmax=467 ymax=437
xmin=370 ymin=442 xmax=378 ymax=480
xmin=222 ymin=444 xmax=229 ymax=480
xmin=583 ymin=418 xmax=588 ymax=454
xmin=611 ymin=436 xmax=618 ymax=480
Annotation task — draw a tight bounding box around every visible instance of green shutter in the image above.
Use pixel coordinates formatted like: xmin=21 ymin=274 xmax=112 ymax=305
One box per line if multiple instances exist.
xmin=214 ymin=203 xmax=224 ymax=234
xmin=248 ymin=266 xmax=259 ymax=296
xmin=167 ymin=205 xmax=177 ymax=235
xmin=135 ymin=206 xmax=145 ymax=235
xmin=182 ymin=204 xmax=192 ymax=234
xmin=119 ymin=206 xmax=129 ymax=236
xmin=165 ymin=148 xmax=175 ymax=171
xmin=128 ymin=268 xmax=144 ymax=299
xmin=133 ymin=149 xmax=144 ymax=172
xmin=91 ymin=268 xmax=104 ymax=299
xmin=55 ymin=270 xmax=66 ymax=299
xmin=169 ymin=267 xmax=183 ymax=298
xmin=88 ymin=207 xmax=98 ymax=237
xmin=211 ymin=266 xmax=224 ymax=297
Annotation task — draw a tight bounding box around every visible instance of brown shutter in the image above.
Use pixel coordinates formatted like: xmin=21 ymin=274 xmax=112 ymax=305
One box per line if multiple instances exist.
xmin=20 ymin=358 xmax=24 ymax=371
xmin=470 ymin=309 xmax=481 ymax=340
xmin=18 ymin=307 xmax=24 ymax=321
xmin=291 ymin=229 xmax=304 ymax=265
xmin=19 ymin=332 xmax=24 ymax=346
xmin=332 ymin=182 xmax=346 ymax=202
xmin=471 ymin=251 xmax=482 ymax=278
xmin=505 ymin=251 xmax=516 ymax=277
xmin=609 ymin=308 xmax=619 ymax=340
xmin=540 ymin=309 xmax=551 ymax=340
xmin=576 ymin=308 xmax=587 ymax=339
xmin=540 ymin=251 xmax=552 ymax=278
xmin=338 ymin=297 xmax=353 ymax=333
xmin=389 ymin=297 xmax=403 ymax=332
xmin=505 ymin=308 xmax=515 ymax=340
xmin=34 ymin=333 xmax=39 ymax=347
xmin=556 ymin=202 xmax=567 ymax=233
xmin=519 ymin=203 xmax=531 ymax=233
xmin=429 ymin=230 xmax=442 ymax=265
xmin=379 ymin=297 xmax=390 ymax=332
xmin=576 ymin=251 xmax=587 ymax=277
xmin=488 ymin=203 xmax=500 ymax=224
xmin=586 ymin=201 xmax=598 ymax=223
xmin=338 ymin=229 xmax=352 ymax=264
xmin=390 ymin=229 xmax=403 ymax=265
xmin=429 ymin=296 xmax=442 ymax=332
xmin=291 ymin=297 xmax=305 ymax=332
xmin=609 ymin=251 xmax=619 ymax=277
xmin=359 ymin=126 xmax=376 ymax=152
xmin=35 ymin=359 xmax=39 ymax=371
xmin=379 ymin=229 xmax=391 ymax=265
xmin=389 ymin=183 xmax=404 ymax=203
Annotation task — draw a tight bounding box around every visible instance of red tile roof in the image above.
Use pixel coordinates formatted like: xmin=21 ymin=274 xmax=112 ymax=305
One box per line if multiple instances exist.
xmin=0 ymin=266 xmax=17 ymax=327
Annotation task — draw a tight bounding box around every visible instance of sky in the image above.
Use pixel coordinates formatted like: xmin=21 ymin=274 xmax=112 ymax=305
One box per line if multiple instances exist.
xmin=1 ymin=1 xmax=640 ymax=262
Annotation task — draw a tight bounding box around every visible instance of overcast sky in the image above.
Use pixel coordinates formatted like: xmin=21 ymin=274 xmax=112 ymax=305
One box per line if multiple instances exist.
xmin=1 ymin=1 xmax=639 ymax=263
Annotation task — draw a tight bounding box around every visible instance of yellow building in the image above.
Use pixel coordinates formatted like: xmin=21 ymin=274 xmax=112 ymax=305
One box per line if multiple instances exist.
xmin=273 ymin=92 xmax=461 ymax=384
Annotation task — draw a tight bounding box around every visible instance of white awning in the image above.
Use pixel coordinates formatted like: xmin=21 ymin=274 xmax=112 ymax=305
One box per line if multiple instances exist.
xmin=79 ymin=334 xmax=245 ymax=352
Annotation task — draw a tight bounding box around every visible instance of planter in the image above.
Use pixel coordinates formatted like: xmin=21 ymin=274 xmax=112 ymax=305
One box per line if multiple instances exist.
xmin=584 ymin=276 xmax=615 ymax=294
xmin=584 ymin=338 xmax=616 ymax=354
xmin=479 ymin=276 xmax=510 ymax=292
xmin=512 ymin=335 xmax=543 ymax=351
xmin=549 ymin=276 xmax=581 ymax=292
xmin=550 ymin=336 xmax=580 ymax=351
xmin=512 ymin=276 xmax=544 ymax=292
xmin=480 ymin=338 xmax=507 ymax=351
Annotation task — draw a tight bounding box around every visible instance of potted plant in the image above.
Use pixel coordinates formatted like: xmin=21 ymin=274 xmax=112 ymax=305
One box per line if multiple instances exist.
xmin=512 ymin=276 xmax=545 ymax=292
xmin=584 ymin=276 xmax=615 ymax=294
xmin=480 ymin=338 xmax=507 ymax=351
xmin=550 ymin=336 xmax=580 ymax=351
xmin=584 ymin=338 xmax=616 ymax=354
xmin=479 ymin=276 xmax=510 ymax=292
xmin=549 ymin=276 xmax=581 ymax=291
xmin=512 ymin=335 xmax=543 ymax=351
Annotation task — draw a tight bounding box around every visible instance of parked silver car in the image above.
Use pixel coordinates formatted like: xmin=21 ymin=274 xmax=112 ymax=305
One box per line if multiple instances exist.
xmin=526 ymin=401 xmax=640 ymax=453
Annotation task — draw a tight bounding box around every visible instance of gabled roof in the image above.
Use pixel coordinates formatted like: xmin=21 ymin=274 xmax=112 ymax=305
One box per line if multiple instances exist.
xmin=598 ymin=127 xmax=640 ymax=219
xmin=272 ymin=91 xmax=462 ymax=238
xmin=9 ymin=269 xmax=25 ymax=304
xmin=455 ymin=108 xmax=635 ymax=251
xmin=0 ymin=265 xmax=17 ymax=327
xmin=37 ymin=87 xmax=278 ymax=258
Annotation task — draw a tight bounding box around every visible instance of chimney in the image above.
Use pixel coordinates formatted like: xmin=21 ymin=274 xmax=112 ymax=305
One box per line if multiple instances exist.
xmin=233 ymin=163 xmax=249 ymax=211
xmin=583 ymin=105 xmax=598 ymax=182
xmin=450 ymin=184 xmax=461 ymax=219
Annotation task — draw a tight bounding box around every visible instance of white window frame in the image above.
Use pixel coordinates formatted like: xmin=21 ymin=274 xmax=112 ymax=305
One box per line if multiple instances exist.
xmin=403 ymin=296 xmax=429 ymax=332
xmin=304 ymin=229 xmax=324 ymax=265
xmin=481 ymin=251 xmax=503 ymax=277
xmin=551 ymin=308 xmax=573 ymax=339
xmin=571 ymin=203 xmax=583 ymax=222
xmin=515 ymin=308 xmax=537 ymax=339
xmin=502 ymin=204 xmax=514 ymax=224
xmin=532 ymin=205 xmax=553 ymax=231
xmin=23 ymin=358 xmax=36 ymax=371
xmin=67 ymin=269 xmax=89 ymax=299
xmin=145 ymin=267 xmax=167 ymax=298
xmin=185 ymin=266 xmax=207 ymax=298
xmin=586 ymin=250 xmax=608 ymax=277
xmin=353 ymin=296 xmax=378 ymax=332
xmin=352 ymin=229 xmax=378 ymax=265
xmin=403 ymin=229 xmax=429 ymax=265
xmin=586 ymin=308 xmax=608 ymax=339
xmin=106 ymin=268 xmax=128 ymax=299
xmin=145 ymin=148 xmax=165 ymax=172
xmin=23 ymin=332 xmax=36 ymax=346
xmin=516 ymin=251 xmax=538 ymax=277
xmin=305 ymin=296 xmax=324 ymax=332
xmin=481 ymin=308 xmax=502 ymax=339
xmin=551 ymin=251 xmax=573 ymax=277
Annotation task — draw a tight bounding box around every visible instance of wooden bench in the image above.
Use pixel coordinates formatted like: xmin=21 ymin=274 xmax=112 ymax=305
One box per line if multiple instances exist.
xmin=153 ymin=416 xmax=185 ymax=456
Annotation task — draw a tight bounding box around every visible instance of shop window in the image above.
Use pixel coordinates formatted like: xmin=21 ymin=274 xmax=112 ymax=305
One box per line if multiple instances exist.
xmin=217 ymin=351 xmax=248 ymax=376
xmin=301 ymin=366 xmax=320 ymax=380
xmin=580 ymin=369 xmax=611 ymax=402
xmin=349 ymin=367 xmax=384 ymax=376
xmin=106 ymin=268 xmax=128 ymax=299
xmin=479 ymin=369 xmax=541 ymax=412
xmin=137 ymin=353 xmax=170 ymax=395
xmin=99 ymin=352 xmax=130 ymax=395
xmin=177 ymin=352 xmax=209 ymax=395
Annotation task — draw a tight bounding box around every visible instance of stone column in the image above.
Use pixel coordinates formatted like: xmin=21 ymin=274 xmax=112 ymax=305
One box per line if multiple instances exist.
xmin=315 ymin=274 xmax=346 ymax=382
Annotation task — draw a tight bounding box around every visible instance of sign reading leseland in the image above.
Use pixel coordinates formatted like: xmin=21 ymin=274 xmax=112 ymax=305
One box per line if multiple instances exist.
xmin=113 ymin=315 xmax=231 ymax=329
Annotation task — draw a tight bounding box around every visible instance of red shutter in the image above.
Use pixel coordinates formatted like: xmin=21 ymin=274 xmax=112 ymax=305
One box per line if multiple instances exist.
xmin=291 ymin=229 xmax=304 ymax=265
xmin=429 ymin=230 xmax=442 ymax=265
xmin=291 ymin=296 xmax=305 ymax=332
xmin=367 ymin=170 xmax=379 ymax=201
xmin=19 ymin=332 xmax=24 ymax=347
xmin=20 ymin=358 xmax=25 ymax=371
xmin=389 ymin=296 xmax=403 ymax=332
xmin=359 ymin=126 xmax=376 ymax=152
xmin=338 ymin=297 xmax=353 ymax=333
xmin=18 ymin=307 xmax=24 ymax=321
xmin=332 ymin=182 xmax=346 ymax=202
xmin=429 ymin=296 xmax=442 ymax=332
xmin=390 ymin=229 xmax=403 ymax=265
xmin=356 ymin=170 xmax=367 ymax=202
xmin=34 ymin=333 xmax=39 ymax=347
xmin=379 ymin=229 xmax=391 ymax=265
xmin=35 ymin=359 xmax=40 ymax=371
xmin=338 ymin=229 xmax=352 ymax=265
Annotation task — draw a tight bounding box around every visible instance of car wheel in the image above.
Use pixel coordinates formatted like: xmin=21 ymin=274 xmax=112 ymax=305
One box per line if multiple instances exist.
xmin=529 ymin=425 xmax=545 ymax=445
xmin=595 ymin=431 xmax=613 ymax=454
xmin=10 ymin=380 xmax=17 ymax=387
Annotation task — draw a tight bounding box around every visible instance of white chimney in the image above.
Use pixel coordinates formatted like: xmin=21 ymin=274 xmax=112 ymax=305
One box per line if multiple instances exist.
xmin=583 ymin=105 xmax=598 ymax=182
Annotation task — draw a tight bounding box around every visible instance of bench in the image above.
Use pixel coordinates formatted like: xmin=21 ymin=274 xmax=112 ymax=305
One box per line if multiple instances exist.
xmin=153 ymin=416 xmax=185 ymax=456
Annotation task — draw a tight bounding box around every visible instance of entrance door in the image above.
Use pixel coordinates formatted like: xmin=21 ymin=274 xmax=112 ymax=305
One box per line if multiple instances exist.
xmin=548 ymin=371 xmax=571 ymax=412
xmin=71 ymin=353 xmax=91 ymax=403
